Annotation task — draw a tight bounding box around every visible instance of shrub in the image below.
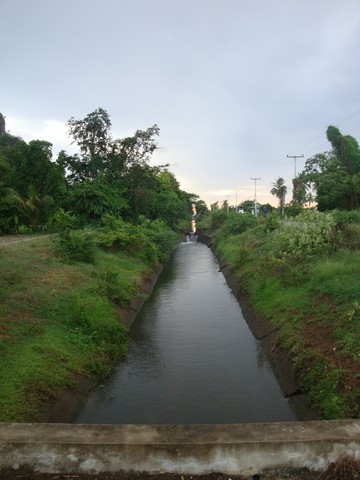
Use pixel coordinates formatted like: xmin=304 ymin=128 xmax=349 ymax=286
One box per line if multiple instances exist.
xmin=97 ymin=215 xmax=178 ymax=264
xmin=54 ymin=229 xmax=97 ymax=263
xmin=224 ymin=212 xmax=257 ymax=235
xmin=95 ymin=268 xmax=138 ymax=306
xmin=272 ymin=210 xmax=337 ymax=258
xmin=47 ymin=208 xmax=79 ymax=231
xmin=136 ymin=216 xmax=178 ymax=262
xmin=264 ymin=211 xmax=280 ymax=232
xmin=332 ymin=209 xmax=360 ymax=227
xmin=210 ymin=210 xmax=227 ymax=229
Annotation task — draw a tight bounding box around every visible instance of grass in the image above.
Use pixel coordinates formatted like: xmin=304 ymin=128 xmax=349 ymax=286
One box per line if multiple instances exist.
xmin=208 ymin=212 xmax=360 ymax=419
xmin=0 ymin=236 xmax=154 ymax=422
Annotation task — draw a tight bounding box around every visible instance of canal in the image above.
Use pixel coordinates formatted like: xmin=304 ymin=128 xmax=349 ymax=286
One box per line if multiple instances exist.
xmin=75 ymin=241 xmax=298 ymax=424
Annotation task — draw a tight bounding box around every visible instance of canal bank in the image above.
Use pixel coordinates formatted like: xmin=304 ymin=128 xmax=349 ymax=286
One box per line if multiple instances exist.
xmin=196 ymin=231 xmax=318 ymax=421
xmin=43 ymin=263 xmax=166 ymax=424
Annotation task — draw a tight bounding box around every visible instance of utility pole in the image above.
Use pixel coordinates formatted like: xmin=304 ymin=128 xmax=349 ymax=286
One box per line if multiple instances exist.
xmin=250 ymin=177 xmax=261 ymax=216
xmin=287 ymin=154 xmax=304 ymax=204
xmin=287 ymin=154 xmax=304 ymax=178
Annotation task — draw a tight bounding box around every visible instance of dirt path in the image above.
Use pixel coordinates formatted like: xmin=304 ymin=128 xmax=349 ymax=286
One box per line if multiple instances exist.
xmin=0 ymin=234 xmax=55 ymax=247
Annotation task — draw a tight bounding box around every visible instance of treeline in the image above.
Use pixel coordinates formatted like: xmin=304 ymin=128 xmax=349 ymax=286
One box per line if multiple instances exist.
xmin=0 ymin=108 xmax=203 ymax=234
xmin=271 ymin=125 xmax=360 ymax=214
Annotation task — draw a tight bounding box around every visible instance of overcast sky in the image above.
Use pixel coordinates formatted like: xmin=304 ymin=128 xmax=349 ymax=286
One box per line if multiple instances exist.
xmin=1 ymin=0 xmax=360 ymax=206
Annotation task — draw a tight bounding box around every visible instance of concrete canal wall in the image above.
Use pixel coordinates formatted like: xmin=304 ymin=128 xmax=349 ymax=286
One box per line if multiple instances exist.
xmin=1 ymin=421 xmax=360 ymax=477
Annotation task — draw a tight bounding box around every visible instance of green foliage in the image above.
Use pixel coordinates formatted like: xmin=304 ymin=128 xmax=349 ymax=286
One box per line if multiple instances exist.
xmin=65 ymin=180 xmax=127 ymax=223
xmin=270 ymin=176 xmax=287 ymax=212
xmin=0 ymin=235 xmax=148 ymax=421
xmin=136 ymin=216 xmax=179 ymax=262
xmin=300 ymin=354 xmax=353 ymax=419
xmin=223 ymin=212 xmax=257 ymax=235
xmin=47 ymin=208 xmax=79 ymax=231
xmin=300 ymin=126 xmax=360 ymax=211
xmin=63 ymin=290 xmax=127 ymax=348
xmin=272 ymin=210 xmax=336 ymax=258
xmin=264 ymin=211 xmax=280 ymax=231
xmin=54 ymin=229 xmax=97 ymax=263
xmin=309 ymin=253 xmax=360 ymax=303
xmin=95 ymin=268 xmax=138 ymax=306
xmin=332 ymin=208 xmax=360 ymax=226
xmin=335 ymin=301 xmax=360 ymax=361
xmin=96 ymin=215 xmax=178 ymax=265
xmin=0 ymin=108 xmax=197 ymax=231
xmin=210 ymin=209 xmax=228 ymax=228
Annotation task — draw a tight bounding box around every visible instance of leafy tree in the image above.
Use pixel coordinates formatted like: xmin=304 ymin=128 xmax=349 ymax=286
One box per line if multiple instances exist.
xmin=194 ymin=199 xmax=209 ymax=216
xmin=65 ymin=180 xmax=127 ymax=223
xmin=64 ymin=108 xmax=112 ymax=181
xmin=151 ymin=170 xmax=190 ymax=226
xmin=0 ymin=126 xmax=65 ymax=230
xmin=240 ymin=199 xmax=255 ymax=213
xmin=270 ymin=177 xmax=287 ymax=216
xmin=300 ymin=127 xmax=360 ymax=211
xmin=61 ymin=108 xmax=160 ymax=186
xmin=0 ymin=156 xmax=19 ymax=232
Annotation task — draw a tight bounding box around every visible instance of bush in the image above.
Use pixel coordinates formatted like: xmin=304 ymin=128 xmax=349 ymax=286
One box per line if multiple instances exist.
xmin=264 ymin=211 xmax=280 ymax=232
xmin=54 ymin=229 xmax=97 ymax=263
xmin=97 ymin=215 xmax=178 ymax=264
xmin=272 ymin=210 xmax=337 ymax=258
xmin=47 ymin=208 xmax=79 ymax=231
xmin=332 ymin=209 xmax=360 ymax=227
xmin=136 ymin=216 xmax=178 ymax=262
xmin=224 ymin=212 xmax=257 ymax=235
xmin=95 ymin=268 xmax=138 ymax=306
xmin=210 ymin=210 xmax=227 ymax=229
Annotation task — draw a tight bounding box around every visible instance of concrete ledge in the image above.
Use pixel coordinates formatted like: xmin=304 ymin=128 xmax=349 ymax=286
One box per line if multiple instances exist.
xmin=1 ymin=421 xmax=360 ymax=477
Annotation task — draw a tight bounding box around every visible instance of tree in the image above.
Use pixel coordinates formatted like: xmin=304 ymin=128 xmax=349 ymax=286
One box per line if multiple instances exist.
xmin=240 ymin=199 xmax=255 ymax=213
xmin=194 ymin=199 xmax=209 ymax=216
xmin=65 ymin=108 xmax=112 ymax=181
xmin=62 ymin=108 xmax=160 ymax=185
xmin=300 ymin=127 xmax=360 ymax=211
xmin=64 ymin=180 xmax=127 ymax=223
xmin=0 ymin=125 xmax=66 ymax=230
xmin=270 ymin=177 xmax=287 ymax=216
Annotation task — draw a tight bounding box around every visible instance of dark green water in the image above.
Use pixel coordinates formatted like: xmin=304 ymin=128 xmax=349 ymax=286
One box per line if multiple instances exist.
xmin=75 ymin=242 xmax=298 ymax=424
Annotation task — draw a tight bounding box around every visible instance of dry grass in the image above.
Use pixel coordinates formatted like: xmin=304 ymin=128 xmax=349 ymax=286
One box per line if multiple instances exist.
xmin=317 ymin=455 xmax=360 ymax=480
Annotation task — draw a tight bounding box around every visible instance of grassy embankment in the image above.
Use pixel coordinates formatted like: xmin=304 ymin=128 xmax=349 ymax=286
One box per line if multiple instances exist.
xmin=198 ymin=209 xmax=360 ymax=419
xmin=0 ymin=217 xmax=178 ymax=422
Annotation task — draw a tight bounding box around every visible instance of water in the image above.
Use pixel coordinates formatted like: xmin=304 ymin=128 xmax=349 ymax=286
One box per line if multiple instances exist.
xmin=75 ymin=242 xmax=297 ymax=424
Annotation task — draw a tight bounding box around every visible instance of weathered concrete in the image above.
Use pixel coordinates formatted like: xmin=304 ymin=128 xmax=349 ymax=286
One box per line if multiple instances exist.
xmin=0 ymin=421 xmax=359 ymax=477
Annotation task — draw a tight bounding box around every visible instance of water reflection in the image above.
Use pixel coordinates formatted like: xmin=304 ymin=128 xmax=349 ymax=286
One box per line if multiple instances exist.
xmin=75 ymin=243 xmax=297 ymax=424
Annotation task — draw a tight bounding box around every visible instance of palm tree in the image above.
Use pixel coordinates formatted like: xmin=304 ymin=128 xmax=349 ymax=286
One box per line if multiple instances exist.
xmin=270 ymin=177 xmax=287 ymax=216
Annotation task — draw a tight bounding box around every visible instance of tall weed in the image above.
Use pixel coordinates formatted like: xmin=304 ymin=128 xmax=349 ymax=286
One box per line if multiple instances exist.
xmin=272 ymin=210 xmax=336 ymax=258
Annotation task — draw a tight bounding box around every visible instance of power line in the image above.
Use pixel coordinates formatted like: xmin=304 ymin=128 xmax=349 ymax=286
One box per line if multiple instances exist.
xmin=291 ymin=109 xmax=360 ymax=154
